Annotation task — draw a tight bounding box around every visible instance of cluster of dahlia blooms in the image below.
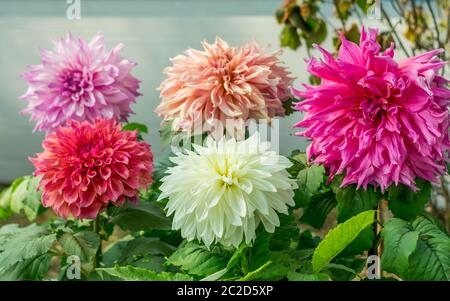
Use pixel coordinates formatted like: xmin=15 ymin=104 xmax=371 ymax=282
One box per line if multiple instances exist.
xmin=294 ymin=27 xmax=450 ymax=191
xmin=21 ymin=33 xmax=141 ymax=132
xmin=31 ymin=119 xmax=153 ymax=219
xmin=155 ymin=37 xmax=294 ymax=134
xmin=158 ymin=133 xmax=297 ymax=248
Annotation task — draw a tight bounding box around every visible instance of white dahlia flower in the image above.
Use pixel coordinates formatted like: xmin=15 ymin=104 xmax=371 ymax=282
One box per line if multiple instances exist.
xmin=159 ymin=133 xmax=297 ymax=248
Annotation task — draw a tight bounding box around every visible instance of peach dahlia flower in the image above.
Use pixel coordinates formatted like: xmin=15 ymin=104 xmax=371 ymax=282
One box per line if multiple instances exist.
xmin=156 ymin=37 xmax=294 ymax=134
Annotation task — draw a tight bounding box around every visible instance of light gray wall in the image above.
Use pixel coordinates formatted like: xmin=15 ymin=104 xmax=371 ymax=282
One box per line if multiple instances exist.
xmin=0 ymin=0 xmax=389 ymax=183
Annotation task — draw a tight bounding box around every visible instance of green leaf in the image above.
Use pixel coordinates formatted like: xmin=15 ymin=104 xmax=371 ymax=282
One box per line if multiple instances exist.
xmin=305 ymin=18 xmax=327 ymax=47
xmin=345 ymin=23 xmax=361 ymax=44
xmin=288 ymin=6 xmax=306 ymax=29
xmin=287 ymin=151 xmax=307 ymax=178
xmin=334 ymin=184 xmax=380 ymax=222
xmin=293 ymin=190 xmax=308 ymax=208
xmin=275 ymin=7 xmax=285 ymax=24
xmin=356 ymin=0 xmax=369 ymax=13
xmin=288 ymin=271 xmax=330 ymax=281
xmin=381 ymin=218 xmax=419 ymax=278
xmin=166 ymin=242 xmax=227 ymax=277
xmin=143 ymin=229 xmax=183 ymax=247
xmin=340 ymin=226 xmax=374 ymax=257
xmin=245 ymin=250 xmax=310 ymax=281
xmin=290 ymin=151 xmax=307 ymax=166
xmin=0 ymin=187 xmax=11 ymax=210
xmin=122 ymin=122 xmax=148 ymax=134
xmin=327 ymin=257 xmax=366 ymax=281
xmin=9 ymin=178 xmax=28 ymax=213
xmin=0 ymin=224 xmax=56 ymax=271
xmin=152 ymin=156 xmax=175 ymax=184
xmin=226 ymin=243 xmax=249 ymax=270
xmin=102 ymin=236 xmax=134 ymax=268
xmin=0 ymin=224 xmax=20 ymax=249
xmin=337 ymin=0 xmax=352 ymax=20
xmin=110 ymin=202 xmax=171 ymax=231
xmin=407 ymin=236 xmax=450 ymax=280
xmin=412 ymin=216 xmax=449 ymax=239
xmin=248 ymin=230 xmax=271 ymax=271
xmin=309 ymin=75 xmax=321 ymax=85
xmin=59 ymin=231 xmax=100 ymax=263
xmin=270 ymin=214 xmax=299 ymax=250
xmin=406 ymin=218 xmax=450 ymax=280
xmin=387 ymin=179 xmax=431 ymax=220
xmin=0 ymin=253 xmax=53 ymax=280
xmin=22 ymin=176 xmax=43 ymax=220
xmin=282 ymin=97 xmax=297 ymax=116
xmin=296 ymin=164 xmax=325 ymax=203
xmin=200 ymin=268 xmax=228 ymax=281
xmin=0 ymin=207 xmax=12 ymax=220
xmin=115 ymin=237 xmax=175 ymax=271
xmin=312 ymin=210 xmax=375 ymax=273
xmin=159 ymin=120 xmax=177 ymax=145
xmin=297 ymin=230 xmax=321 ymax=250
xmin=99 ymin=265 xmax=193 ymax=281
xmin=119 ymin=237 xmax=175 ymax=260
xmin=280 ymin=25 xmax=301 ymax=50
xmin=0 ymin=176 xmax=42 ymax=221
xmin=295 ymin=162 xmax=325 ymax=207
xmin=332 ymin=184 xmax=378 ymax=256
xmin=382 ymin=217 xmax=450 ymax=280
xmin=300 ymin=191 xmax=336 ymax=229
xmin=419 ymin=211 xmax=448 ymax=234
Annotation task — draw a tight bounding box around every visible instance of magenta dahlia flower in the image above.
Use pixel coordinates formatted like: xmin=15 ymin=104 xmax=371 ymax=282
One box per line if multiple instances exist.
xmin=31 ymin=119 xmax=153 ymax=219
xmin=294 ymin=27 xmax=449 ymax=191
xmin=156 ymin=37 xmax=294 ymax=133
xmin=21 ymin=33 xmax=141 ymax=132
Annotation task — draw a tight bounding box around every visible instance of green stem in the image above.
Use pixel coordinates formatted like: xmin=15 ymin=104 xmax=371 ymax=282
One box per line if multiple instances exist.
xmin=241 ymin=248 xmax=249 ymax=275
xmin=368 ymin=209 xmax=378 ymax=257
xmin=390 ymin=0 xmax=403 ymax=17
xmin=319 ymin=10 xmax=337 ymax=31
xmin=93 ymin=215 xmax=102 ymax=269
xmin=440 ymin=177 xmax=450 ymax=232
xmin=306 ymin=46 xmax=312 ymax=58
xmin=410 ymin=0 xmax=419 ymax=53
xmin=240 ymin=261 xmax=272 ymax=281
xmin=333 ymin=0 xmax=347 ymax=32
xmin=381 ymin=5 xmax=411 ymax=57
xmin=353 ymin=5 xmax=363 ymax=25
xmin=425 ymin=0 xmax=446 ymax=74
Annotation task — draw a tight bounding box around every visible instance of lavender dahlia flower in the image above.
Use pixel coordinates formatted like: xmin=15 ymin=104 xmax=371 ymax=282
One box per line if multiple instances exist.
xmin=21 ymin=33 xmax=141 ymax=131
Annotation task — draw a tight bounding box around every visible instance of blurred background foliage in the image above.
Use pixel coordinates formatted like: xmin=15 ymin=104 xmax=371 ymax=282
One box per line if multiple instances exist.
xmin=276 ymin=0 xmax=448 ymax=70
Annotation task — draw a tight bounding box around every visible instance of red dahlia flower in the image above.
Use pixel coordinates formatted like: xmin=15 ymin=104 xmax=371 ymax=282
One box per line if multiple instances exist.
xmin=31 ymin=119 xmax=153 ymax=219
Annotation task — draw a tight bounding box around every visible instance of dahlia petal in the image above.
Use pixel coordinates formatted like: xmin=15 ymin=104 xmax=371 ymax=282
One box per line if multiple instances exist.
xmin=99 ymin=166 xmax=112 ymax=180
xmin=110 ymin=177 xmax=124 ymax=199
xmin=63 ymin=187 xmax=79 ymax=205
xmin=80 ymin=187 xmax=97 ymax=207
xmin=112 ymin=164 xmax=129 ymax=180
xmin=338 ymin=32 xmax=364 ymax=66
